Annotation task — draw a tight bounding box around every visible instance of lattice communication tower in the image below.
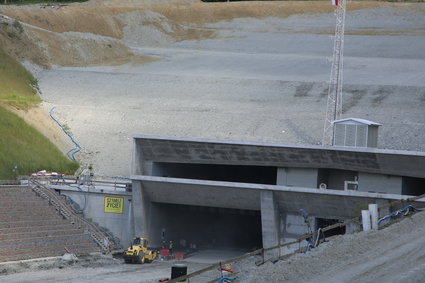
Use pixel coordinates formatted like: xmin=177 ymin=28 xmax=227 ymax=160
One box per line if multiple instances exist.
xmin=322 ymin=0 xmax=347 ymax=146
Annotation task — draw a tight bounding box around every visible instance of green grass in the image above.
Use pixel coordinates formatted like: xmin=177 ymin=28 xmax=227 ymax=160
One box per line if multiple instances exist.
xmin=0 ymin=48 xmax=40 ymax=109
xmin=0 ymin=106 xmax=79 ymax=179
xmin=0 ymin=48 xmax=79 ymax=179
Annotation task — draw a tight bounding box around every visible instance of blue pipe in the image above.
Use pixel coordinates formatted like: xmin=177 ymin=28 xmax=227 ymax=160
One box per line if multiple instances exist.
xmin=217 ymin=277 xmax=236 ymax=283
xmin=378 ymin=205 xmax=421 ymax=225
xmin=49 ymin=107 xmax=81 ymax=162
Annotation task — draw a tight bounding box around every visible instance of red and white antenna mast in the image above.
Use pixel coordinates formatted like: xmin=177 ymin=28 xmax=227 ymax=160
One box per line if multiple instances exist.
xmin=322 ymin=0 xmax=347 ymax=146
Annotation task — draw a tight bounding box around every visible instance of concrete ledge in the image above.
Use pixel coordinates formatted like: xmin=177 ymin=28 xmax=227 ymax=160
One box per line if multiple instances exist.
xmin=132 ymin=175 xmax=421 ymax=200
xmin=132 ymin=175 xmax=425 ymax=218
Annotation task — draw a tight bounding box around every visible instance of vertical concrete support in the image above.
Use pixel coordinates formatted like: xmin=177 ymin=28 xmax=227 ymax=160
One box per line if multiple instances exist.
xmin=132 ymin=181 xmax=151 ymax=238
xmin=260 ymin=190 xmax=280 ymax=260
xmin=368 ymin=204 xmax=378 ymax=230
xmin=361 ymin=210 xmax=371 ymax=231
xmin=132 ymin=138 xmax=144 ymax=175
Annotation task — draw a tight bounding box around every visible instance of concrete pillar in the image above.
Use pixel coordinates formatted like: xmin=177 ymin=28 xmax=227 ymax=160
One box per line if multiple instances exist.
xmin=260 ymin=190 xmax=280 ymax=260
xmin=368 ymin=204 xmax=378 ymax=230
xmin=131 ymin=181 xmax=151 ymax=238
xmin=361 ymin=210 xmax=371 ymax=231
xmin=131 ymin=139 xmax=144 ymax=175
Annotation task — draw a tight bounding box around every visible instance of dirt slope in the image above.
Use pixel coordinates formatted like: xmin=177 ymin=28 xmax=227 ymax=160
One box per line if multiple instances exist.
xmin=237 ymin=210 xmax=425 ymax=282
xmin=0 ymin=1 xmax=393 ymax=67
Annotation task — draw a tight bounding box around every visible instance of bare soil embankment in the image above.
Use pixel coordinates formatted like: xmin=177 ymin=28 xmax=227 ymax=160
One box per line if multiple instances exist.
xmin=237 ymin=210 xmax=425 ymax=282
xmin=0 ymin=1 xmax=424 ymax=282
xmin=1 ymin=1 xmax=392 ymax=67
xmin=1 ymin=0 xmax=425 ymax=173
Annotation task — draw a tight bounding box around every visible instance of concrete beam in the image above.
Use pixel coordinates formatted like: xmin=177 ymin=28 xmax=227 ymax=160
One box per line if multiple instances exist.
xmin=131 ymin=175 xmax=425 ymax=219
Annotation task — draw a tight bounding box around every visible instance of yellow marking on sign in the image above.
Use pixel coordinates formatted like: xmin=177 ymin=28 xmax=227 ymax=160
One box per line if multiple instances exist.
xmin=104 ymin=196 xmax=124 ymax=213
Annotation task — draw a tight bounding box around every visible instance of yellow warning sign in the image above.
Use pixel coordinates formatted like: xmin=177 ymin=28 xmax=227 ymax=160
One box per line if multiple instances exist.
xmin=104 ymin=197 xmax=124 ymax=213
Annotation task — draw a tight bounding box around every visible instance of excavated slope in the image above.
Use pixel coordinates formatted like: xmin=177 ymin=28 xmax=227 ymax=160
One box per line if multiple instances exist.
xmin=0 ymin=1 xmax=424 ymax=178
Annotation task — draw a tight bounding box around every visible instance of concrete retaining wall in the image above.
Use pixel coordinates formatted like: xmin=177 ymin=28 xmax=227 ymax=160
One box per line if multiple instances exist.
xmin=55 ymin=187 xmax=133 ymax=247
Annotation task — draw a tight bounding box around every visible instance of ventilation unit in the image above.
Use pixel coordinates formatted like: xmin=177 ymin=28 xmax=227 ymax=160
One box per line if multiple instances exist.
xmin=333 ymin=118 xmax=381 ymax=148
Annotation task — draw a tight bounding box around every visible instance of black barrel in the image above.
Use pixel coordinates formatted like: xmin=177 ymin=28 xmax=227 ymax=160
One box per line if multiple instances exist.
xmin=171 ymin=264 xmax=187 ymax=281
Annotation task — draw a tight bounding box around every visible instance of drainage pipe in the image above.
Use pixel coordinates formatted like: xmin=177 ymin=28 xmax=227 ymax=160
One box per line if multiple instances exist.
xmin=49 ymin=107 xmax=81 ymax=162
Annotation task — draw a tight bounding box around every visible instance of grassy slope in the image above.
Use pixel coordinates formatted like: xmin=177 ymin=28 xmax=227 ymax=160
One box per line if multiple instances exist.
xmin=0 ymin=48 xmax=78 ymax=179
xmin=0 ymin=47 xmax=40 ymax=108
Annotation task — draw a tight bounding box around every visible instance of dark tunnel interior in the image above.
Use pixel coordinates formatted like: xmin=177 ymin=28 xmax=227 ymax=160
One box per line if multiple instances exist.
xmin=150 ymin=202 xmax=263 ymax=251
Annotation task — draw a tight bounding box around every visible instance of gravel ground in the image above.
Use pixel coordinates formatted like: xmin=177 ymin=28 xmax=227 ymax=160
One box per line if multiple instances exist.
xmin=0 ymin=250 xmax=240 ymax=283
xmin=35 ymin=4 xmax=425 ymax=177
xmin=2 ymin=212 xmax=424 ymax=283
xmin=235 ymin=210 xmax=425 ymax=283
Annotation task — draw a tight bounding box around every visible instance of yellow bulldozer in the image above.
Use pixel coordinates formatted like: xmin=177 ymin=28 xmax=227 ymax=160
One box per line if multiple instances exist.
xmin=122 ymin=237 xmax=157 ymax=264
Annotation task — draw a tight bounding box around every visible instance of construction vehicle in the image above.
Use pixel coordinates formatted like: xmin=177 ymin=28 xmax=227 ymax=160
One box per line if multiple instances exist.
xmin=122 ymin=237 xmax=157 ymax=264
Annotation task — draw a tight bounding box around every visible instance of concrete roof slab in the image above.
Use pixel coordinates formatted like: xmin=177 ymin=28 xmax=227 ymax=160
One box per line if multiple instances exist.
xmin=134 ymin=135 xmax=425 ymax=178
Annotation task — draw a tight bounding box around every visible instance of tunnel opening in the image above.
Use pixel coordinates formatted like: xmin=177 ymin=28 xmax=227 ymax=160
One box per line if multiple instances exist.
xmin=316 ymin=218 xmax=346 ymax=238
xmin=402 ymin=177 xmax=425 ymax=196
xmin=152 ymin=162 xmax=277 ymax=185
xmin=150 ymin=202 xmax=263 ymax=251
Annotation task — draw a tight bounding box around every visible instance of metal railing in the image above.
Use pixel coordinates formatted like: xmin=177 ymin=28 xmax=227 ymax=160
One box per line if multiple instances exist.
xmin=29 ymin=178 xmax=114 ymax=253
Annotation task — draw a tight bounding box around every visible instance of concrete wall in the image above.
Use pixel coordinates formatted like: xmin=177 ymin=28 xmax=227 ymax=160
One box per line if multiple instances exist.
xmin=282 ymin=213 xmax=310 ymax=240
xmin=318 ymin=169 xmax=358 ymax=191
xmin=277 ymin=168 xmax=318 ymax=188
xmin=260 ymin=191 xmax=312 ymax=258
xmin=57 ymin=188 xmax=133 ymax=247
xmin=358 ymin=172 xmax=402 ymax=194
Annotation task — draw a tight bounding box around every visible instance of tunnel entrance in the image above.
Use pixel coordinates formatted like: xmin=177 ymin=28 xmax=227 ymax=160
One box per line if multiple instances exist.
xmin=152 ymin=162 xmax=277 ymax=185
xmin=316 ymin=218 xmax=346 ymax=238
xmin=150 ymin=203 xmax=263 ymax=251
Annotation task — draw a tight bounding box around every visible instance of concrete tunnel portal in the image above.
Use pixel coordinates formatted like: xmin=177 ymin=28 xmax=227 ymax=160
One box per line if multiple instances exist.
xmin=131 ymin=135 xmax=425 ymax=257
xmin=150 ymin=203 xmax=263 ymax=251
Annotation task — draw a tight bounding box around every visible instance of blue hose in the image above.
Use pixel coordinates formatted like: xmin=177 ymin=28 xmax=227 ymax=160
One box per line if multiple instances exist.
xmin=49 ymin=107 xmax=81 ymax=162
xmin=217 ymin=277 xmax=236 ymax=283
xmin=378 ymin=205 xmax=421 ymax=225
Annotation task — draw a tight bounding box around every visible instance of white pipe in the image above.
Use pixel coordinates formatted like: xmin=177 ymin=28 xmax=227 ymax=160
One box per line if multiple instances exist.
xmin=368 ymin=204 xmax=378 ymax=230
xmin=361 ymin=210 xmax=371 ymax=231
